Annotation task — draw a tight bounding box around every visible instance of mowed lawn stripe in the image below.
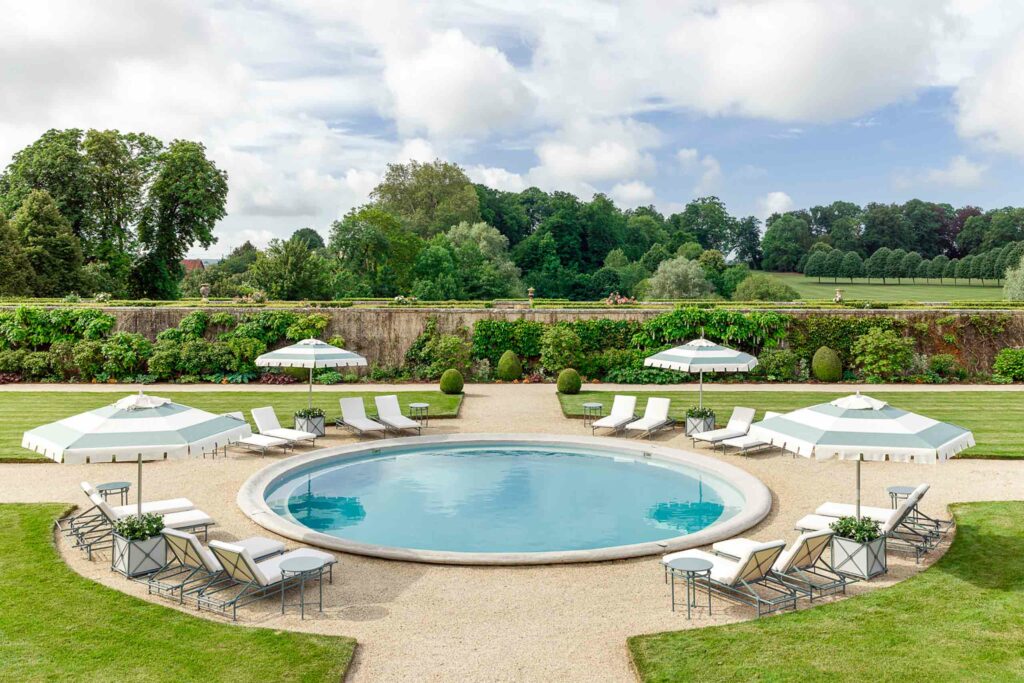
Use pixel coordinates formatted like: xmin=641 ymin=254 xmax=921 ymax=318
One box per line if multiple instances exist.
xmin=560 ymin=390 xmax=1024 ymax=458
xmin=0 ymin=390 xmax=461 ymax=461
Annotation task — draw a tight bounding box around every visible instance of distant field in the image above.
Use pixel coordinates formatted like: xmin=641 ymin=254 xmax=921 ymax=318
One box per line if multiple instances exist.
xmin=765 ymin=272 xmax=1005 ymax=302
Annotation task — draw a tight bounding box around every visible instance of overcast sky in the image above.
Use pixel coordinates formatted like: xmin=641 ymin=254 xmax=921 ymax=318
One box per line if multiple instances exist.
xmin=4 ymin=1 xmax=1024 ymax=257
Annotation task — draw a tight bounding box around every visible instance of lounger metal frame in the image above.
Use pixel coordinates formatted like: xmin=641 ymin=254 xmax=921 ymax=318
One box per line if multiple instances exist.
xmin=631 ymin=417 xmax=677 ymax=440
xmin=770 ymin=559 xmax=848 ymax=601
xmin=699 ymin=574 xmax=798 ymax=618
xmin=334 ymin=416 xmax=387 ymax=437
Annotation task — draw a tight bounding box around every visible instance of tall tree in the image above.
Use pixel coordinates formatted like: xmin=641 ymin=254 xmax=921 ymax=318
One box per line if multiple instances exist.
xmin=475 ymin=184 xmax=530 ymax=246
xmin=11 ymin=190 xmax=83 ymax=296
xmin=902 ymin=199 xmax=950 ymax=258
xmin=809 ymin=200 xmax=860 ymax=237
xmin=865 ymin=246 xmax=892 ymax=283
xmin=730 ymin=215 xmax=762 ymax=267
xmin=134 ymin=141 xmax=228 ymax=299
xmin=329 ymin=206 xmax=422 ymax=296
xmin=582 ymin=194 xmax=626 ymax=271
xmin=0 ymin=213 xmax=35 ymax=295
xmin=761 ymin=214 xmax=811 ymax=271
xmin=861 ymin=203 xmax=911 ymax=254
xmin=675 ymin=196 xmax=734 ymax=252
xmin=370 ymin=160 xmax=480 ymax=237
xmin=248 ymin=237 xmax=332 ymax=300
xmin=828 ymin=216 xmax=862 ymax=253
xmin=839 ymin=251 xmax=864 ymax=282
xmin=290 ymin=227 xmax=325 ymax=250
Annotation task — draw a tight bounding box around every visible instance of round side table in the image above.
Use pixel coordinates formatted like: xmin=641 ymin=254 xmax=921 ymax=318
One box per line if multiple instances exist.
xmin=582 ymin=402 xmax=603 ymax=427
xmin=409 ymin=402 xmax=430 ymax=427
xmin=666 ymin=557 xmax=713 ymax=619
xmin=95 ymin=481 xmax=131 ymax=506
xmin=887 ymin=485 xmax=916 ymax=508
xmin=280 ymin=556 xmax=329 ymax=619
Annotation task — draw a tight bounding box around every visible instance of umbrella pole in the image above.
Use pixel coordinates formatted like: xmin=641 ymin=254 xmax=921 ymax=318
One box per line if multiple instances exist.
xmin=137 ymin=455 xmax=143 ymax=517
xmin=856 ymin=456 xmax=862 ymax=520
xmin=308 ymin=367 xmax=313 ymax=410
xmin=699 ymin=371 xmax=704 ymax=409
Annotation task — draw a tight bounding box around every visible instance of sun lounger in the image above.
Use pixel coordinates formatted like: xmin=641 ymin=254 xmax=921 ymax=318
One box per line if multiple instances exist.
xmin=65 ymin=482 xmax=195 ymax=538
xmin=591 ymin=395 xmax=637 ymax=436
xmin=713 ymin=529 xmax=845 ymax=601
xmin=795 ymin=484 xmax=937 ymax=562
xmin=662 ymin=539 xmax=797 ymax=617
xmin=73 ymin=493 xmax=215 ymax=561
xmin=223 ymin=412 xmax=291 ymax=456
xmin=148 ymin=528 xmax=285 ymax=603
xmin=625 ymin=398 xmax=674 ymax=439
xmin=251 ymin=406 xmax=318 ymax=447
xmin=373 ymin=395 xmax=419 ymax=435
xmin=719 ymin=412 xmax=782 ymax=454
xmin=334 ymin=397 xmax=386 ymax=436
xmin=201 ymin=541 xmax=337 ymax=620
xmin=691 ymin=407 xmax=756 ymax=447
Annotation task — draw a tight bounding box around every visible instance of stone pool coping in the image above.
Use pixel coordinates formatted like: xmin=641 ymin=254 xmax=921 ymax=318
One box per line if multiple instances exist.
xmin=237 ymin=433 xmax=772 ymax=565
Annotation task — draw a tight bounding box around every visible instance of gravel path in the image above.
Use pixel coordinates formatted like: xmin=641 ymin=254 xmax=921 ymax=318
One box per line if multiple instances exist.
xmin=2 ymin=383 xmax=1022 ymax=681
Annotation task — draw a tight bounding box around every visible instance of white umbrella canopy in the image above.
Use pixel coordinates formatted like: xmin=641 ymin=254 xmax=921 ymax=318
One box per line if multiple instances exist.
xmin=643 ymin=337 xmax=758 ymax=407
xmin=22 ymin=392 xmax=251 ymax=515
xmin=748 ymin=392 xmax=975 ymax=517
xmin=255 ymin=338 xmax=367 ymax=408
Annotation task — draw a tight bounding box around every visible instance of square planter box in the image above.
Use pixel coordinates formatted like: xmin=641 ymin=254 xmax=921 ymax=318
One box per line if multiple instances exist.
xmin=294 ymin=415 xmax=326 ymax=437
xmin=111 ymin=533 xmax=167 ymax=578
xmin=831 ymin=535 xmax=887 ymax=580
xmin=685 ymin=415 xmax=716 ymax=435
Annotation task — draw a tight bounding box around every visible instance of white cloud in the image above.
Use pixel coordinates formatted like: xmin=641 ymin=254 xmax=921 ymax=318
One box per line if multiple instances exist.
xmin=757 ymin=191 xmax=795 ymax=221
xmin=610 ymin=180 xmax=655 ymax=207
xmin=527 ymin=117 xmax=659 ymax=187
xmin=397 ymin=138 xmax=438 ymax=163
xmin=676 ymin=147 xmax=721 ymax=195
xmin=466 ymin=165 xmax=527 ymax=192
xmin=895 ymin=155 xmax=988 ymax=189
xmin=955 ymin=38 xmax=1024 ymax=156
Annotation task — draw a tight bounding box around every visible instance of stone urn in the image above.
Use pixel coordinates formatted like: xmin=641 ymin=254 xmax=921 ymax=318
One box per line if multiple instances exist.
xmin=199 ymin=283 xmax=211 ymax=301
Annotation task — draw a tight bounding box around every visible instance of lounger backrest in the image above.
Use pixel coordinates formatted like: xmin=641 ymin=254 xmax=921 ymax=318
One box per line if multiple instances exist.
xmin=729 ymin=540 xmax=786 ymax=585
xmin=609 ymin=395 xmax=637 ymax=418
xmin=209 ymin=540 xmax=271 ymax=586
xmin=882 ymin=483 xmax=930 ymax=534
xmin=163 ymin=528 xmax=219 ymax=572
xmin=776 ymin=529 xmax=833 ymax=573
xmin=80 ymin=481 xmax=98 ymax=497
xmin=88 ymin=492 xmax=118 ymax=523
xmin=644 ymin=397 xmax=671 ymax=421
xmin=251 ymin=406 xmax=281 ymax=434
xmin=373 ymin=395 xmax=400 ymax=418
xmin=725 ymin=407 xmax=756 ymax=432
xmin=341 ymin=397 xmax=368 ymax=421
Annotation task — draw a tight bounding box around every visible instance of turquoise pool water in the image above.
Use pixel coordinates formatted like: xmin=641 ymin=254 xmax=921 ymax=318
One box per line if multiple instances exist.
xmin=264 ymin=443 xmax=745 ymax=554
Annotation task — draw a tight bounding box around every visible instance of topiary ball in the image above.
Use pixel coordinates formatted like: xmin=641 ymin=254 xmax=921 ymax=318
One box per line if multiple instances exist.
xmin=811 ymin=346 xmax=843 ymax=382
xmin=556 ymin=368 xmax=582 ymax=394
xmin=496 ymin=350 xmax=523 ymax=381
xmin=439 ymin=368 xmax=465 ymax=394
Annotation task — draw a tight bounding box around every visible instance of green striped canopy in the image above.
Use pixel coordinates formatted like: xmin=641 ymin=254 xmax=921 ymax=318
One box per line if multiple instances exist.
xmin=748 ymin=393 xmax=975 ymax=464
xmin=255 ymin=338 xmax=367 ymax=369
xmin=644 ymin=338 xmax=758 ymax=373
xmin=21 ymin=392 xmax=251 ymax=465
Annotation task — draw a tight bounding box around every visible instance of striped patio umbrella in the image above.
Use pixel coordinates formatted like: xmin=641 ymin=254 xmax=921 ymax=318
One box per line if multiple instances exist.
xmin=22 ymin=392 xmax=251 ymax=515
xmin=643 ymin=337 xmax=758 ymax=407
xmin=255 ymin=338 xmax=367 ymax=408
xmin=748 ymin=392 xmax=974 ymax=517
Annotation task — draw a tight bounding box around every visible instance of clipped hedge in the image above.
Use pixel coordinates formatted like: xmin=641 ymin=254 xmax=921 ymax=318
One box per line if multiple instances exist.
xmin=556 ymin=368 xmax=582 ymax=394
xmin=496 ymin=351 xmax=523 ymax=381
xmin=439 ymin=369 xmax=464 ymax=394
xmin=811 ymin=346 xmax=843 ymax=382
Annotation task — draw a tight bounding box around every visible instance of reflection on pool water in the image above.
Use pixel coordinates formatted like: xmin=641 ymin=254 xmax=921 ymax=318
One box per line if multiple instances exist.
xmin=264 ymin=444 xmax=745 ymax=554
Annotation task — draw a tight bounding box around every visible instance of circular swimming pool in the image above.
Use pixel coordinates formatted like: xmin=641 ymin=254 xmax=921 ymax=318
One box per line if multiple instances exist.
xmin=239 ymin=435 xmax=771 ymax=564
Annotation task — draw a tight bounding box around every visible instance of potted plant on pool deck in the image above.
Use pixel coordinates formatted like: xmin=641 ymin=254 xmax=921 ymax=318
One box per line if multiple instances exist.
xmin=111 ymin=513 xmax=166 ymax=578
xmin=829 ymin=515 xmax=887 ymax=580
xmin=294 ymin=407 xmax=326 ymax=437
xmin=684 ymin=406 xmax=716 ymax=435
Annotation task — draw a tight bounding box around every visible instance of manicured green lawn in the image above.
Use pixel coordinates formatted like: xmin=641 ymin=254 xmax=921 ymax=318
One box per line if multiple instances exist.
xmin=560 ymin=390 xmax=1024 ymax=458
xmin=0 ymin=503 xmax=355 ymax=681
xmin=2 ymin=390 xmax=461 ymax=462
xmin=629 ymin=501 xmax=1024 ymax=682
xmin=766 ymin=271 xmax=1004 ymax=302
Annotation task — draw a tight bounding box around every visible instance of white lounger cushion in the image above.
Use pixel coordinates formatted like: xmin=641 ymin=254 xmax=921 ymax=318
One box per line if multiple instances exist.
xmin=626 ymin=397 xmax=671 ymax=431
xmin=665 ymin=540 xmax=785 ymax=585
xmin=163 ymin=529 xmax=284 ymax=572
xmin=238 ymin=433 xmax=289 ymax=450
xmin=714 ymin=529 xmax=832 ymax=573
xmin=815 ymin=502 xmax=896 ymax=524
xmin=692 ymin=427 xmax=746 ymax=443
xmin=693 ymin=407 xmax=756 ymax=443
xmin=663 ymin=549 xmax=743 ymax=584
xmin=255 ymin=548 xmax=336 ymax=585
xmin=720 ymin=434 xmax=767 ymax=450
xmin=794 ymin=513 xmax=834 ymax=532
xmin=374 ymin=396 xmax=417 ymax=431
xmin=252 ymin=406 xmax=317 ymax=443
xmin=267 ymin=427 xmax=318 ymax=442
xmin=162 ymin=508 xmax=215 ymax=530
xmin=341 ymin=397 xmax=386 ymax=432
xmin=592 ymin=396 xmax=637 ymax=429
xmin=592 ymin=414 xmax=631 ymax=429
xmin=112 ymin=498 xmax=195 ymax=517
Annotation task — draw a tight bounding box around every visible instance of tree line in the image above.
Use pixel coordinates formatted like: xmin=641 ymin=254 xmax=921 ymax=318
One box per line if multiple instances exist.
xmin=3 ymin=130 xmax=1023 ymax=302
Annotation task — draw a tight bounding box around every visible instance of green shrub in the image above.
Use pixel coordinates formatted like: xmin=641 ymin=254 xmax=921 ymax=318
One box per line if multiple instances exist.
xmin=556 ymin=368 xmax=582 ymax=394
xmin=327 ymin=334 xmax=347 ymax=349
xmin=224 ymin=336 xmax=266 ymax=374
xmin=755 ymin=348 xmax=798 ymax=381
xmin=471 ymin=319 xmax=545 ymax=364
xmin=993 ymin=348 xmax=1024 ymax=381
xmin=147 ymin=344 xmax=180 ymax=380
xmin=72 ymin=340 xmax=104 ymax=380
xmin=540 ymin=325 xmax=582 ymax=374
xmin=101 ymin=333 xmax=153 ymax=378
xmin=315 ymin=370 xmax=344 ymax=385
xmin=177 ymin=339 xmax=213 ymax=376
xmin=788 ymin=315 xmax=903 ymax=366
xmin=177 ymin=311 xmax=210 ymax=339
xmin=851 ymin=327 xmax=914 ymax=382
xmin=928 ymin=353 xmax=963 ymax=379
xmin=811 ymin=346 xmax=843 ymax=382
xmin=496 ymin=350 xmax=523 ymax=381
xmin=22 ymin=352 xmax=51 ymax=380
xmin=733 ymin=273 xmax=800 ymax=301
xmin=285 ymin=313 xmax=329 ymax=341
xmin=0 ymin=349 xmax=27 ymax=373
xmin=47 ymin=340 xmax=77 ymax=379
xmin=439 ymin=368 xmax=464 ymax=394
xmin=428 ymin=335 xmax=471 ymax=378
